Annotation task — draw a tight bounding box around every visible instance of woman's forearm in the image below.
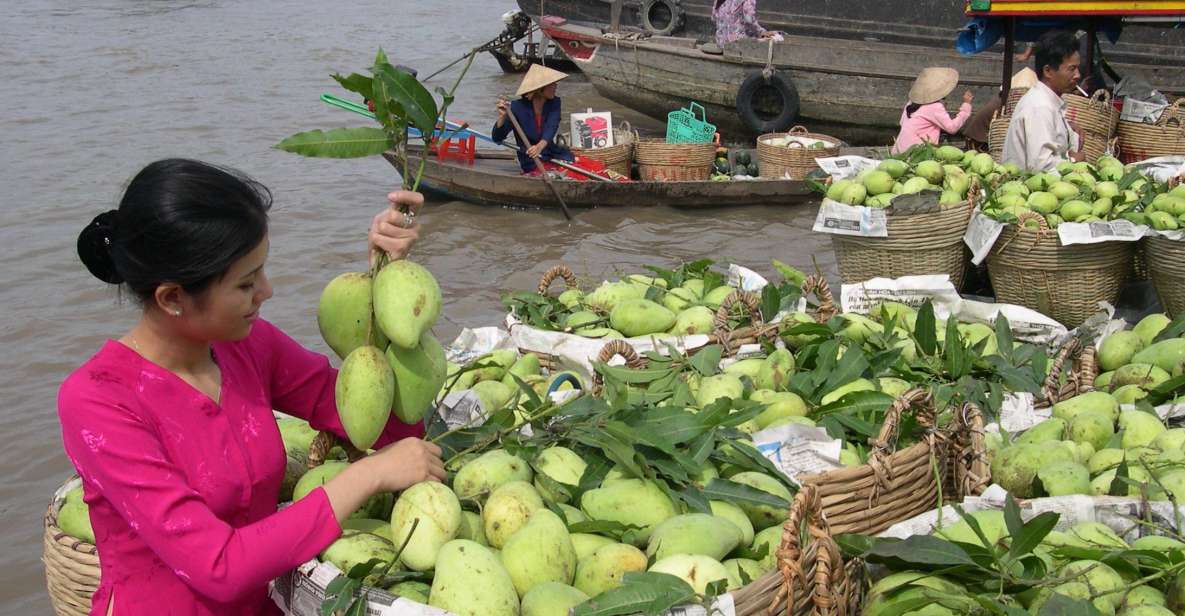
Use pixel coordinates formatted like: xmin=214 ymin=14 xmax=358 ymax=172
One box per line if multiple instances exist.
xmin=320 ymin=456 xmax=381 ymax=523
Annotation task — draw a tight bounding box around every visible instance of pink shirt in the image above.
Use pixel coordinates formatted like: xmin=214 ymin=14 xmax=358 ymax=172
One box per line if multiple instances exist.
xmin=57 ymin=319 xmax=424 ymax=615
xmin=891 ymin=101 xmax=973 ymax=154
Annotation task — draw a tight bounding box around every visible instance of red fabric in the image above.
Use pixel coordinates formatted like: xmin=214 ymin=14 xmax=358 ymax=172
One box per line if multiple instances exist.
xmin=522 ymin=155 xmax=628 ymax=182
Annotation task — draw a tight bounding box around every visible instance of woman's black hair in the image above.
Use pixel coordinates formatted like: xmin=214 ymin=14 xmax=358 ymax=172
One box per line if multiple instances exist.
xmin=77 ymin=158 xmax=272 ymax=305
xmin=905 ymin=102 xmax=923 ymax=118
xmin=1034 ymin=30 xmax=1079 ymax=79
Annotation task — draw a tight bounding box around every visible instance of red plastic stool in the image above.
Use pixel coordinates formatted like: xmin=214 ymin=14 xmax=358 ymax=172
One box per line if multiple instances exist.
xmin=432 ymin=134 xmax=477 ymax=164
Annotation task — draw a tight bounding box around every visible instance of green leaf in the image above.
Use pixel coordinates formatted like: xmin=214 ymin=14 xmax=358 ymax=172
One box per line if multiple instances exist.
xmin=331 ymin=72 xmax=374 ymax=100
xmin=771 ymin=259 xmax=807 ymax=285
xmin=676 ymin=484 xmax=712 ymax=514
xmin=1109 ymin=460 xmax=1129 ymax=496
xmin=760 ymin=285 xmax=781 ymax=323
xmin=275 ymin=127 xmax=391 ymax=158
xmin=834 ymin=533 xmax=877 ymax=557
xmin=1003 ymin=493 xmax=1025 ymax=543
xmin=373 ymin=62 xmax=438 ymax=137
xmin=814 ymin=390 xmax=895 ymax=419
xmin=702 ymin=478 xmax=790 ymax=511
xmin=573 ymin=572 xmax=697 ymax=616
xmin=629 ymin=408 xmax=707 ymax=450
xmin=346 ymin=558 xmax=387 ymax=580
xmin=915 ymin=301 xmax=938 ymax=356
xmin=820 ymin=347 xmax=872 ymax=399
xmin=866 ymin=535 xmax=978 ymax=567
xmin=320 ymin=578 xmax=359 ymax=616
xmin=1153 ymin=313 xmax=1185 ymax=343
xmin=1008 ymin=511 xmax=1059 ymax=561
xmin=344 ymin=596 xmax=368 ymax=616
xmin=1037 ymin=593 xmax=1105 ymax=616
xmin=568 ymin=520 xmax=644 ymax=536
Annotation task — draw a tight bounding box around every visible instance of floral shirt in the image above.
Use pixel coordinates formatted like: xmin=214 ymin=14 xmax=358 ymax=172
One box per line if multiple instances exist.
xmin=713 ymin=0 xmax=767 ymax=46
xmin=57 ymin=319 xmax=424 ymax=615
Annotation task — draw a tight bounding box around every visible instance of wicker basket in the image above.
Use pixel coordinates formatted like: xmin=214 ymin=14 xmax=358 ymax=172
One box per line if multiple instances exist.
xmin=830 ymin=190 xmax=978 ymax=286
xmin=756 ymin=126 xmax=842 ymax=180
xmin=988 ymin=111 xmax=1011 ymax=162
xmin=43 ymin=477 xmax=100 ymax=616
xmin=1004 ymin=87 xmax=1029 ymax=116
xmin=1117 ymin=99 xmax=1185 ymax=163
xmin=985 ymin=222 xmax=1135 ymax=328
xmin=570 ymin=121 xmax=636 ymax=177
xmin=634 ymin=139 xmax=715 ymax=181
xmin=1146 ymin=234 xmax=1185 ymax=318
xmin=1041 ymin=337 xmax=1099 ymax=405
xmin=1064 ymin=90 xmax=1119 ymax=162
xmin=795 ymin=389 xmax=989 ymax=536
xmin=1131 ymin=239 xmax=1150 ymax=282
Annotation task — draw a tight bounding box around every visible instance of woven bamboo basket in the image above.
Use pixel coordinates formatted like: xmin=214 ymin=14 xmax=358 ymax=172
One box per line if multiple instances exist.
xmin=1041 ymin=337 xmax=1099 ymax=405
xmin=590 ymin=339 xmax=648 ymax=396
xmin=987 ymin=111 xmax=1011 ymax=162
xmin=1145 ymin=234 xmax=1185 ymax=318
xmin=707 ymin=290 xmax=781 ymax=357
xmin=795 ymin=389 xmax=989 ymax=536
xmin=1004 ymin=87 xmax=1029 ymax=116
xmin=43 ymin=477 xmax=100 ymax=616
xmin=1064 ymin=90 xmax=1119 ymax=162
xmin=985 ymin=220 xmax=1135 ymax=328
xmin=634 ymin=139 xmax=715 ymax=181
xmin=1131 ymin=239 xmax=1150 ymax=282
xmin=520 ymin=264 xmax=584 ymax=371
xmin=731 ymin=486 xmax=865 ymax=616
xmin=830 ymin=187 xmax=978 ymax=286
xmin=1117 ymin=99 xmax=1185 ymax=163
xmin=570 ymin=121 xmax=636 ymax=177
xmin=756 ymin=126 xmax=842 ymax=180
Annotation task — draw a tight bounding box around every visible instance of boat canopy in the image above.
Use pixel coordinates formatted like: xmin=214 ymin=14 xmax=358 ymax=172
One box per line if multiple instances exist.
xmin=956 ymin=16 xmax=1122 ymax=54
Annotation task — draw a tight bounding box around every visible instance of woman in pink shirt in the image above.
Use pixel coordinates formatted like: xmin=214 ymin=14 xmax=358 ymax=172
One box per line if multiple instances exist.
xmin=891 ymin=67 xmax=974 ymax=154
xmin=60 ymin=159 xmax=446 ymax=615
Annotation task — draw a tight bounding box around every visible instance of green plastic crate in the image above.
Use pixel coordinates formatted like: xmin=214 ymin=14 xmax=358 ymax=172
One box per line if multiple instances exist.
xmin=666 ymin=102 xmax=717 ymax=144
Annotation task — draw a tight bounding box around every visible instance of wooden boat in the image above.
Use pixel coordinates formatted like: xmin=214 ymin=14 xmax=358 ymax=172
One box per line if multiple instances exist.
xmin=383 ymin=147 xmax=814 ymax=209
xmin=524 ymin=1 xmax=1185 ymax=144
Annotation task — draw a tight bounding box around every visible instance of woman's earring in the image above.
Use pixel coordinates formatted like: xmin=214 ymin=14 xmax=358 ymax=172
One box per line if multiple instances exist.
xmin=173 ymin=309 xmax=182 ymax=317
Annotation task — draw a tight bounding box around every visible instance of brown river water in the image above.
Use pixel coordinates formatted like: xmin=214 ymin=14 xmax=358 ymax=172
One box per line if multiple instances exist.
xmin=0 ymin=1 xmax=835 ymax=612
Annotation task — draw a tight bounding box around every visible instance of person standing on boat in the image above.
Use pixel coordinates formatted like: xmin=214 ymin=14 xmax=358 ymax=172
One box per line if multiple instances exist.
xmin=713 ymin=0 xmax=782 ymax=46
xmin=1003 ymin=30 xmax=1085 ymax=172
xmin=60 ymin=158 xmax=444 ymax=615
xmin=890 ymin=67 xmax=974 ymax=154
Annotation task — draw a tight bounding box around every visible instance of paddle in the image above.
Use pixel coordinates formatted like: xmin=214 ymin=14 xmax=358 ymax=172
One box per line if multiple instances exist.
xmin=503 ymin=103 xmax=574 ymax=221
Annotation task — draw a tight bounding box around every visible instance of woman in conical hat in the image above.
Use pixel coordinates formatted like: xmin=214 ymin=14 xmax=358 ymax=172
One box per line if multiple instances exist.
xmin=891 ymin=67 xmax=975 ymax=154
xmin=492 ymin=64 xmax=578 ymax=175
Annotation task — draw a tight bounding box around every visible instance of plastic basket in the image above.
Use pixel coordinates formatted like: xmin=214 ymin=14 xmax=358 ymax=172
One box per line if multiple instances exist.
xmin=665 ymin=102 xmax=717 ymax=144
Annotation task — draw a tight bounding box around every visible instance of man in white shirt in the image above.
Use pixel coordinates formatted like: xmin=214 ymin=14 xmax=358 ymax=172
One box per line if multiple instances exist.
xmin=1002 ymin=31 xmax=1085 ymax=173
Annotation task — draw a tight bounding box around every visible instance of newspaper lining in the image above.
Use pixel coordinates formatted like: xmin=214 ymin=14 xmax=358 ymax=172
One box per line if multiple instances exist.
xmin=1056 ymin=220 xmax=1146 ymax=245
xmin=811 ymin=199 xmax=888 ymax=237
xmin=752 ymin=423 xmax=844 ymax=480
xmin=814 ymin=155 xmax=880 ymax=180
xmin=962 ymin=210 xmax=1005 ymax=266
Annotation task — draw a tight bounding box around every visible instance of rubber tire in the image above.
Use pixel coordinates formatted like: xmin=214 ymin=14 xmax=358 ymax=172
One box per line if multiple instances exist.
xmin=735 ymin=71 xmax=800 ymax=134
xmin=639 ymin=0 xmax=685 ymax=36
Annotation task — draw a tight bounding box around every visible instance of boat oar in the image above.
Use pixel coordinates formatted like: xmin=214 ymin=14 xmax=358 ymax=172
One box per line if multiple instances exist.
xmin=504 ymin=109 xmax=574 ymax=220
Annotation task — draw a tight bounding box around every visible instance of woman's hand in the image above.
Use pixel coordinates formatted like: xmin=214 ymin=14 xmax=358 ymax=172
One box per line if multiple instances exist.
xmin=495 ymin=97 xmax=509 ymax=127
xmin=369 ymin=190 xmax=422 ymax=265
xmin=526 ymin=139 xmax=548 ymax=159
xmin=962 ymin=90 xmax=974 ymax=106
xmin=368 ymin=438 xmax=447 ymax=493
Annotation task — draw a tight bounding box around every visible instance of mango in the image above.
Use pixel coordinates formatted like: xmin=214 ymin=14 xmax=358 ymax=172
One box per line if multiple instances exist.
xmin=557 ymin=289 xmax=584 ymax=309
xmin=1049 ymin=181 xmax=1081 ymax=201
xmin=877 ymin=377 xmax=912 ymax=398
xmin=430 ymin=540 xmax=519 ymax=616
xmin=1133 ymin=314 xmax=1172 ymax=347
xmin=663 ymin=286 xmax=701 ymax=312
xmin=755 ymin=349 xmax=795 ymax=391
xmin=387 ymin=580 xmax=430 ymax=604
xmin=1131 ymin=536 xmax=1185 ymax=552
xmin=820 ymin=378 xmax=875 ymax=406
xmin=1027 ymin=191 xmax=1059 ymax=214
xmin=57 ymin=499 xmax=94 ymax=543
xmin=574 ymin=543 xmax=648 ymax=596
xmin=501 ymin=509 xmax=577 ymax=596
xmin=863 ymin=170 xmax=895 ymax=196
xmin=1113 ymin=363 xmax=1171 ymax=389
xmin=335 ymin=345 xmax=395 ymax=450
xmin=695 ymin=374 xmax=744 ymax=408
xmin=571 ymin=533 xmax=616 ymax=561
xmin=453 ymin=449 xmax=533 ymax=503
xmin=645 ymin=514 xmax=742 ymax=561
xmin=709 ymin=500 xmax=755 ymax=546
xmin=750 ymin=525 xmax=782 ymax=570
xmin=1123 ymin=586 xmax=1168 ymax=610
xmin=724 ymin=558 xmax=766 ymax=587
xmin=1067 ymin=522 xmax=1129 ymax=549
xmin=838 ymin=183 xmax=867 ymax=205
xmin=826 ymin=179 xmax=854 ymax=202
xmin=649 ymin=554 xmax=732 ymax=595
xmin=320 ymin=531 xmax=395 ymax=581
xmin=1088 ymin=448 xmax=1125 ymax=475
xmin=915 ymin=160 xmax=944 ymax=185
xmin=936 ymin=510 xmax=1005 ymax=548
xmin=1119 ymin=410 xmax=1167 ymax=449
xmin=342 ymin=518 xmax=394 ymax=541
xmin=374 ymin=260 xmax=441 ymax=350
xmin=533 ymin=446 xmax=587 ymax=504
xmin=317 ymin=272 xmax=387 ymax=359
xmin=990 ymin=444 xmax=1041 ymax=498
xmin=610 ymin=298 xmax=676 ymax=337
xmin=704 ymin=286 xmax=738 ymax=309
xmin=294 ymin=462 xmax=389 ymax=519
xmin=1067 ymin=412 xmax=1114 ymax=451
xmin=585 ymin=281 xmax=646 ymax=313
xmin=580 ymin=479 xmax=676 ymax=545
xmin=390 ymin=481 xmax=461 ymax=571
xmin=1052 ymin=391 xmax=1119 ymax=423
xmin=1095 ymin=371 xmax=1116 ymax=390
xmin=472 ymin=380 xmax=514 ymax=412
xmin=1060 ymin=560 xmax=1127 ymax=609
xmin=1017 ymin=418 xmax=1066 ymax=445
xmin=1037 ymin=461 xmax=1091 ymax=496
xmin=1122 ymin=606 xmax=1174 ymax=616
xmin=1152 ymin=428 xmax=1185 ymax=453
xmin=1132 ymin=338 xmax=1185 ymax=375
xmin=751 ymin=391 xmax=809 ymax=429
xmin=277 ymin=416 xmax=319 ymax=459
xmin=1113 ymin=384 xmax=1150 ymax=405
xmin=385 ymin=333 xmax=446 ymax=425
xmin=1028 ymin=582 xmax=1113 ymax=615
xmin=728 ymin=472 xmax=793 ymax=530
xmin=483 ymin=481 xmax=545 ymax=549
xmin=1098 ymin=331 xmax=1144 ymax=371
xmin=670 ymin=306 xmax=716 ymax=336
xmin=521 ymin=582 xmax=589 ymax=616
xmin=722 ymin=359 xmax=763 ymax=381
xmin=457 ymin=511 xmax=488 ymax=546
xmin=565 ymin=311 xmax=602 ymax=333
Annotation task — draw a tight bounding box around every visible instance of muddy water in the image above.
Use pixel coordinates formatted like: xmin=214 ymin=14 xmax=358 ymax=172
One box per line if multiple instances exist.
xmin=0 ymin=1 xmax=833 ymax=612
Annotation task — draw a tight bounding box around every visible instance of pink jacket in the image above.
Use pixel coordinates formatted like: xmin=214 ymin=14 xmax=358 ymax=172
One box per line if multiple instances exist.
xmin=891 ymin=101 xmax=972 ymax=154
xmin=58 ymin=319 xmax=424 ymax=615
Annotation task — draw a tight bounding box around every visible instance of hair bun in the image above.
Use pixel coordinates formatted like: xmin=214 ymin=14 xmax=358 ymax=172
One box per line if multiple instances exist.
xmin=77 ymin=210 xmax=124 ymax=284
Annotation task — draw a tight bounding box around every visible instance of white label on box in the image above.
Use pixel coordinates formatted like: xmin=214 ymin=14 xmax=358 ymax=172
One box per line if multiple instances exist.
xmin=1056 ymin=220 xmax=1146 ymax=245
xmin=963 ymin=210 xmax=1005 ymax=266
xmin=812 ymin=199 xmax=888 ymax=237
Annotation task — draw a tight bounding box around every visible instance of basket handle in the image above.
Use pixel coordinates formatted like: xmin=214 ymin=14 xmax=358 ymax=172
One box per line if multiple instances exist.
xmin=307 ymin=431 xmax=366 ymax=470
xmin=711 ymin=290 xmax=764 ymax=338
xmin=869 ymin=388 xmax=937 ymax=457
xmin=1042 ymin=338 xmax=1097 ymax=403
xmin=537 ymin=265 xmax=578 ymax=295
xmin=769 ymin=485 xmax=849 ymax=615
xmin=1089 ymin=89 xmax=1111 ymax=107
xmin=951 ymin=402 xmax=991 ymax=498
xmin=688 ymin=102 xmax=706 ymax=122
xmin=788 ymin=125 xmax=808 ymax=135
xmin=1158 ymin=99 xmax=1185 ymax=127
xmin=799 ymin=274 xmax=838 ymax=324
xmin=591 ymin=339 xmax=647 ymax=393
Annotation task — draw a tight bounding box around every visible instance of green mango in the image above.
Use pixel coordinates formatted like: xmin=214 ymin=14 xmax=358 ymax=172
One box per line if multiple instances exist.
xmin=390 ymin=481 xmax=461 ymax=571
xmin=472 ymin=380 xmax=514 ymax=412
xmin=1119 ymin=410 xmax=1167 ymax=449
xmin=820 ymin=378 xmax=875 ymax=406
xmin=695 ymin=374 xmax=744 ymax=408
xmin=520 ymin=582 xmax=589 ymax=616
xmin=385 ymin=333 xmax=446 ymax=425
xmin=557 ymin=289 xmax=584 ymax=309
xmin=374 ymin=260 xmax=441 ymax=350
xmin=609 ymin=298 xmax=676 ymax=337
xmin=457 ymin=511 xmax=488 ymax=546
xmin=645 ymin=513 xmax=742 ymax=561
xmin=483 ymin=481 xmax=545 ymax=549
xmin=1027 ymin=581 xmax=1114 ymax=615
xmin=320 ymin=531 xmax=395 ymax=583
xmin=556 ymin=504 xmax=587 ymax=525
xmin=277 ymin=416 xmax=318 ymax=458
xmin=585 ymin=281 xmax=646 ymax=312
xmin=755 ymin=349 xmax=795 ymax=391
xmin=1112 ymin=363 xmax=1171 ymax=389
xmin=724 ymin=558 xmax=766 ymax=588
xmin=580 ymin=479 xmax=676 ymax=545
xmin=1016 ymin=418 xmax=1067 ymax=445
xmin=1059 ymin=560 xmax=1126 ymax=609
xmin=1067 ymin=412 xmax=1114 ymax=451
xmin=386 ymin=580 xmax=431 ymax=604
xmin=574 ymin=543 xmax=648 ymax=596
xmin=1133 ymin=314 xmax=1172 ymax=347
xmin=1122 ymin=585 xmax=1167 ymax=610
xmin=501 ymin=509 xmax=577 ymax=597
xmin=751 ymin=391 xmax=809 ymax=429
xmin=57 ymin=499 xmax=95 ymax=544
xmin=335 ymin=345 xmax=395 ymax=450
xmin=669 ymin=305 xmax=716 ymax=335
xmin=1088 ymin=448 xmax=1126 ymax=475
xmin=702 ymin=285 xmax=737 ymax=310
xmin=1037 ymin=461 xmax=1091 ymax=496
xmin=1052 ymin=391 xmax=1119 ymax=423
xmin=649 ymin=554 xmax=733 ymax=594
xmin=1132 ymin=338 xmax=1185 ymax=375
xmin=430 ymin=540 xmax=519 ymax=616
xmin=936 ymin=510 xmax=1006 ymax=548
xmin=709 ymin=500 xmax=755 ymax=546
xmin=1113 ymin=384 xmax=1150 ymax=405
xmin=728 ymin=472 xmax=793 ymax=530
xmin=990 ymin=444 xmax=1042 ymax=498
xmin=317 ymin=272 xmax=388 ymax=360
xmin=533 ymin=446 xmax=587 ymax=504
xmin=341 ymin=518 xmax=393 ymax=542
xmin=570 ymin=533 xmax=616 ymax=561
xmin=662 ymin=286 xmax=701 ymax=312
xmin=723 ymin=358 xmax=765 ymax=380
xmin=452 ymin=449 xmax=534 ymax=503
xmin=750 ymin=525 xmax=782 ymax=570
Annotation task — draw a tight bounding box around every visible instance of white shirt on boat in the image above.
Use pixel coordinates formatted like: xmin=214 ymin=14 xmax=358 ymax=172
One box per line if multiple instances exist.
xmin=1002 ymin=81 xmax=1080 ymax=174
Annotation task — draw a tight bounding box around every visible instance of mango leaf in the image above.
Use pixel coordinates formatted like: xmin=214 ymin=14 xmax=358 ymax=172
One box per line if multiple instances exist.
xmin=771 ymin=259 xmax=807 ymax=285
xmin=943 ymin=318 xmax=972 ymax=378
xmin=572 ymin=572 xmax=696 ymax=616
xmin=1037 ymin=594 xmax=1105 ymax=616
xmin=345 ymin=597 xmax=368 ymax=616
xmin=1108 ymin=460 xmax=1130 ymax=496
xmin=1154 ymin=313 xmax=1185 ymax=343
xmin=1008 ymin=512 xmax=1059 ymax=560
xmin=629 ymin=408 xmax=707 ymax=450
xmin=688 ymin=345 xmax=722 ymax=376
xmin=972 ymin=594 xmax=1032 ymax=616
xmin=915 ymin=301 xmax=938 ymax=356
xmin=332 ymin=72 xmax=374 ymax=100
xmin=686 ymin=432 xmax=715 ymax=465
xmin=994 ymin=314 xmax=1015 ymax=363
xmin=320 ymin=577 xmax=359 ymax=616
xmin=760 ymin=285 xmax=781 ymax=323
xmin=576 ymin=454 xmax=614 ymax=497
xmin=275 ymin=128 xmax=391 ymax=158
xmin=814 ymin=390 xmax=895 ymax=419
xmin=702 ymin=478 xmax=790 ymax=510
xmin=834 ymin=533 xmax=877 ymax=557
xmin=820 ymin=348 xmax=871 ymax=399
xmin=372 ymin=61 xmax=438 ymax=136
xmin=573 ymin=429 xmax=644 ymax=480
xmin=864 ymin=535 xmax=978 ymax=567
xmin=676 ymin=484 xmax=711 ymax=514
xmin=710 ymin=441 xmax=795 ymax=491
xmin=568 ymin=520 xmax=643 ymax=536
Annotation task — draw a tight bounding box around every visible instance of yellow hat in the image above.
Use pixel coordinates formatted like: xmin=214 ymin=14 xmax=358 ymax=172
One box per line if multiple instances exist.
xmin=1011 ymin=67 xmax=1038 ymax=89
xmin=909 ymin=67 xmax=960 ymax=105
xmin=516 ymin=64 xmax=568 ymax=97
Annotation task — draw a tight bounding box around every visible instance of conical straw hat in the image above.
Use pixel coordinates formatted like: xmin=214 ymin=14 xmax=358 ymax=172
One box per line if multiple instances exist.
xmin=909 ymin=67 xmax=960 ymax=105
xmin=1011 ymin=67 xmax=1038 ymax=89
xmin=516 ymin=64 xmax=568 ymax=96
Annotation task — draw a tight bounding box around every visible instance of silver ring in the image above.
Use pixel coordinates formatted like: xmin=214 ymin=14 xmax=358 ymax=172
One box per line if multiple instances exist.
xmin=402 ymin=211 xmax=415 ymax=228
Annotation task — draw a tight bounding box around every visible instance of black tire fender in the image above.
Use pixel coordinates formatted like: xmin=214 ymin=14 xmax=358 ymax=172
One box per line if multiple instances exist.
xmin=735 ymin=70 xmax=800 ymax=134
xmin=639 ymin=0 xmax=685 ymax=36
